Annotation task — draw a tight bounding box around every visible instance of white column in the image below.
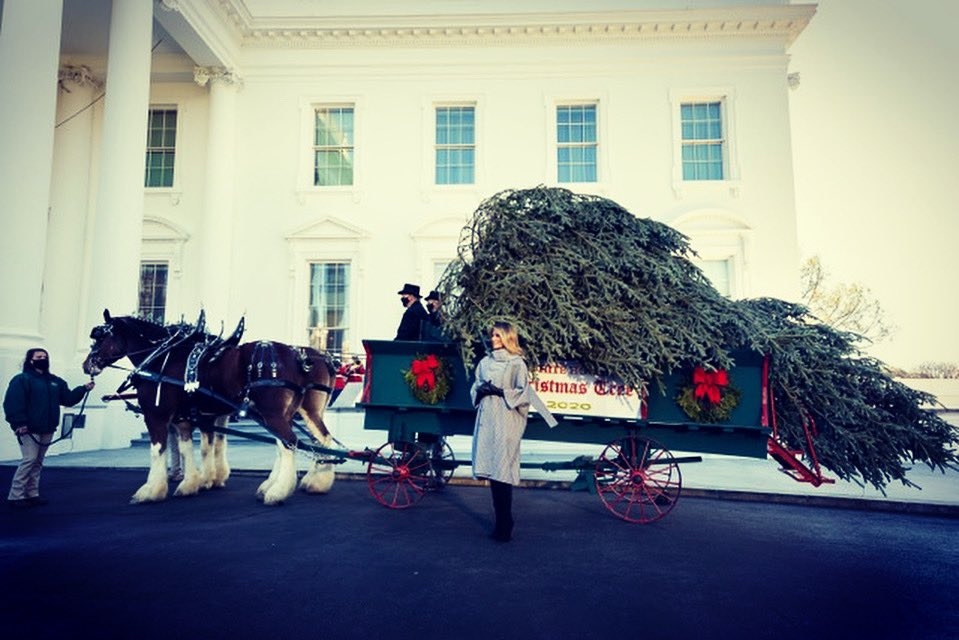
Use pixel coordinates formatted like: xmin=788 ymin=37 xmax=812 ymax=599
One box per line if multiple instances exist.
xmin=44 ymin=66 xmax=103 ymax=360
xmin=195 ymin=67 xmax=240 ymax=329
xmin=0 ymin=0 xmax=63 ymax=356
xmin=0 ymin=0 xmax=64 ymax=463
xmin=85 ymin=0 xmax=153 ymax=328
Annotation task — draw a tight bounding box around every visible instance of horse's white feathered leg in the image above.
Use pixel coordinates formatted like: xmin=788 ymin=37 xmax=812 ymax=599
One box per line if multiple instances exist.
xmin=299 ymin=434 xmax=335 ymax=494
xmin=297 ymin=406 xmax=336 ymax=494
xmin=256 ymin=445 xmax=282 ymax=500
xmin=174 ymin=435 xmax=203 ymax=496
xmin=213 ymin=430 xmax=230 ymax=487
xmin=262 ymin=443 xmax=297 ymax=505
xmin=198 ymin=433 xmax=216 ymax=490
xmin=131 ymin=441 xmax=169 ymax=503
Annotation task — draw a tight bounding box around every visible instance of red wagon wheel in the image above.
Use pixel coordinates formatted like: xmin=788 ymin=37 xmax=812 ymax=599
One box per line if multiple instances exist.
xmin=594 ymin=436 xmax=682 ymax=523
xmin=367 ymin=440 xmax=432 ymax=509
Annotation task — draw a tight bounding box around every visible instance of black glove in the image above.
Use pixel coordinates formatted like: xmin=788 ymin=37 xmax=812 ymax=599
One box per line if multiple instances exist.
xmin=487 ymin=383 xmax=504 ymax=397
xmin=474 ymin=381 xmax=504 ymax=406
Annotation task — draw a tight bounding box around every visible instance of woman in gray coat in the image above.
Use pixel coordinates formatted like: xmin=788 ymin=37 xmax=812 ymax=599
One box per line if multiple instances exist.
xmin=471 ymin=321 xmax=531 ymax=542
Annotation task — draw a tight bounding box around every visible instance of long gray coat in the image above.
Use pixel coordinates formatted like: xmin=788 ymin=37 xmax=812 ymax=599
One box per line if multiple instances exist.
xmin=470 ymin=349 xmax=531 ymax=485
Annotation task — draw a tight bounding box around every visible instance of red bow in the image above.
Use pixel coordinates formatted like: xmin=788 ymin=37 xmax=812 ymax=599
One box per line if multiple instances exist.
xmin=411 ymin=355 xmax=440 ymax=391
xmin=692 ymin=367 xmax=728 ymax=405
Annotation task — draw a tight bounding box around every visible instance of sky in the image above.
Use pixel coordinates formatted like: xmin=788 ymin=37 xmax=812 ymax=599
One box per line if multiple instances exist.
xmin=787 ymin=0 xmax=959 ymax=370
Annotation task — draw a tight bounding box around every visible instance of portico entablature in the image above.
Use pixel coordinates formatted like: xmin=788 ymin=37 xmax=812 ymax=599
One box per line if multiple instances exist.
xmin=212 ymin=1 xmax=815 ymax=49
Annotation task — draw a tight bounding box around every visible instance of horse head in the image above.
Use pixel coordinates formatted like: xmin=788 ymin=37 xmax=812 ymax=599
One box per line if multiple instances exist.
xmin=83 ymin=309 xmax=167 ymax=376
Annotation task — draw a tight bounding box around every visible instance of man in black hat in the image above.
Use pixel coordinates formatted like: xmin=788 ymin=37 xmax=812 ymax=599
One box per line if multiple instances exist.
xmin=395 ymin=283 xmax=429 ymax=341
xmin=422 ymin=290 xmax=445 ymax=341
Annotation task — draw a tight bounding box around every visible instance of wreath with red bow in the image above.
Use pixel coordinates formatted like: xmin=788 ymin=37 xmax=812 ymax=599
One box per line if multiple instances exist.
xmin=403 ymin=354 xmax=452 ymax=405
xmin=675 ymin=366 xmax=741 ymax=423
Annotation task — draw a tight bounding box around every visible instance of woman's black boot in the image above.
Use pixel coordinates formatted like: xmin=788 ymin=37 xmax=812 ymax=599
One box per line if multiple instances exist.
xmin=489 ymin=480 xmax=514 ymax=542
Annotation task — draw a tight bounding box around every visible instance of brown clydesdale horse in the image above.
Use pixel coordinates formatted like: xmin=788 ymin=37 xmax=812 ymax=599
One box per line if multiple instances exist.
xmin=83 ymin=310 xmax=336 ymax=505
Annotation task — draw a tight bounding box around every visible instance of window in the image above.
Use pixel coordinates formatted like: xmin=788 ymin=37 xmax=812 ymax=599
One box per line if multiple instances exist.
xmin=681 ymin=101 xmax=724 ymax=181
xmin=699 ymin=258 xmax=732 ymax=297
xmin=314 ymin=106 xmax=354 ymax=186
xmin=556 ymin=104 xmax=597 ymax=183
xmin=308 ymin=262 xmax=350 ymax=352
xmin=138 ymin=262 xmax=168 ymax=323
xmin=432 ymin=260 xmax=450 ymax=288
xmin=145 ymin=108 xmax=177 ymax=188
xmin=435 ymin=106 xmax=475 ymax=184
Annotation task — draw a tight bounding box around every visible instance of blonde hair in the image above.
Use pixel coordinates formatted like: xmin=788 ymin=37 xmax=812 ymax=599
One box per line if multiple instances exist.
xmin=492 ymin=321 xmax=523 ymax=356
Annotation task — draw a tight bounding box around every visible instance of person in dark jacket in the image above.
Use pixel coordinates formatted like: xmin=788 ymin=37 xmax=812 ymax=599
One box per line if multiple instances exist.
xmin=394 ymin=283 xmax=429 ymax=341
xmin=4 ymin=348 xmax=93 ymax=508
xmin=422 ymin=290 xmax=445 ymax=341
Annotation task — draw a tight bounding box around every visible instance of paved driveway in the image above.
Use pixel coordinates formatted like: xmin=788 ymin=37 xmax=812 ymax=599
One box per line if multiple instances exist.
xmin=1 ymin=467 xmax=957 ymax=639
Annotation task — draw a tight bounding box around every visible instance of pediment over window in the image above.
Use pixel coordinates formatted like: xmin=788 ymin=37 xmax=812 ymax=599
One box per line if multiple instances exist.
xmin=285 ymin=216 xmax=369 ymax=241
xmin=671 ymin=209 xmax=751 ymax=234
xmin=411 ymin=216 xmax=468 ymax=240
xmin=142 ymin=216 xmax=190 ymax=242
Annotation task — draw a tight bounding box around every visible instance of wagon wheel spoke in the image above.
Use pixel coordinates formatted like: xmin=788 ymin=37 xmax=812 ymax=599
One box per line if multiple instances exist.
xmin=594 ymin=436 xmax=682 ymax=524
xmin=426 ymin=437 xmax=456 ymax=489
xmin=366 ymin=441 xmax=431 ymax=509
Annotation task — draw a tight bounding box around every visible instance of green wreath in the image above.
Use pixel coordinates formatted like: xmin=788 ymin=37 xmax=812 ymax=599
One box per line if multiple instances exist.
xmin=675 ymin=367 xmax=741 ymax=423
xmin=403 ymin=353 xmax=452 ymax=405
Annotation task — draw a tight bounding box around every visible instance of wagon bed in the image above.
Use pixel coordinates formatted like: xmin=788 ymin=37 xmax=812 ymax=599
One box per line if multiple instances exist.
xmin=357 ymin=339 xmax=801 ymax=523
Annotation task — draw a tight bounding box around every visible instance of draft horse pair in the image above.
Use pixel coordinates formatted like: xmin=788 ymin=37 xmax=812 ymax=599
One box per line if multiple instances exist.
xmin=82 ymin=310 xmax=337 ymax=505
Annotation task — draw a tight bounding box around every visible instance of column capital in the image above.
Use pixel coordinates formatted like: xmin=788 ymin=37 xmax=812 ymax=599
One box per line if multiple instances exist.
xmin=194 ymin=66 xmax=242 ymax=88
xmin=58 ymin=65 xmax=104 ymax=91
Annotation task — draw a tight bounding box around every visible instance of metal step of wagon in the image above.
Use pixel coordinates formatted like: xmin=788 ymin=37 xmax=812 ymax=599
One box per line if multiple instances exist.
xmin=766 ymin=437 xmax=835 ymax=487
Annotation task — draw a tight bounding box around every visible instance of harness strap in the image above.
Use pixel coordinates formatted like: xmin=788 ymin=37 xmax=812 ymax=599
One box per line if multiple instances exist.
xmin=246 ymin=378 xmax=305 ymax=394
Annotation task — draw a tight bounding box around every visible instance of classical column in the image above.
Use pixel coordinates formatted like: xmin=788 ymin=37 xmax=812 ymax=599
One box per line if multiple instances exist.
xmin=85 ymin=0 xmax=153 ymax=328
xmin=0 ymin=2 xmax=63 ymax=340
xmin=43 ymin=66 xmax=103 ymax=359
xmin=0 ymin=0 xmax=63 ymax=415
xmin=194 ymin=67 xmax=240 ymax=329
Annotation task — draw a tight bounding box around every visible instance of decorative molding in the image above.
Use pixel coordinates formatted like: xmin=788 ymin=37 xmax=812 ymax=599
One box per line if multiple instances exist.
xmin=58 ymin=65 xmax=103 ymax=91
xmin=158 ymin=0 xmax=181 ymax=13
xmin=193 ymin=66 xmax=241 ymax=87
xmin=787 ymin=72 xmax=801 ymax=90
xmin=214 ymin=1 xmax=816 ymax=49
xmin=286 ymin=216 xmax=370 ymax=241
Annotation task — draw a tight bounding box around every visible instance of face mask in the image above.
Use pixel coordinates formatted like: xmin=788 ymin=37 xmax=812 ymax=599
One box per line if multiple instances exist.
xmin=32 ymin=359 xmax=49 ymax=371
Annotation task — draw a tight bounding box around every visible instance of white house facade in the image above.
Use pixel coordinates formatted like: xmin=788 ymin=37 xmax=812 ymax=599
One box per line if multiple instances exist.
xmin=0 ymin=0 xmax=815 ymax=460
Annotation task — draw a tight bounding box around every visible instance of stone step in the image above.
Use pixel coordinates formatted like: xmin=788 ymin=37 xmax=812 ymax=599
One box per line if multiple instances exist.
xmin=128 ymin=420 xmax=270 ymax=448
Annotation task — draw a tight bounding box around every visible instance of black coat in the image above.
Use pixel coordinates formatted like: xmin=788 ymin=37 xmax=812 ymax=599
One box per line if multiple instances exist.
xmin=395 ymin=301 xmax=429 ymax=340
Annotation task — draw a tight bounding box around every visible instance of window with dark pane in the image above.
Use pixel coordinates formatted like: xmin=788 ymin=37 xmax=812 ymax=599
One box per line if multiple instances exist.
xmin=308 ymin=262 xmax=350 ymax=352
xmin=145 ymin=109 xmax=177 ymax=188
xmin=138 ymin=262 xmax=168 ymax=324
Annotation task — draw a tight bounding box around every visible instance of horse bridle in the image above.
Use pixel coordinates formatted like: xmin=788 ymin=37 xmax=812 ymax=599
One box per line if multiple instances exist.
xmin=88 ymin=322 xmax=175 ymax=378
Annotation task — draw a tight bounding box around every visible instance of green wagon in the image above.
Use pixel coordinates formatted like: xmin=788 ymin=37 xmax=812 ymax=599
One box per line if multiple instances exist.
xmin=358 ymin=339 xmax=792 ymax=523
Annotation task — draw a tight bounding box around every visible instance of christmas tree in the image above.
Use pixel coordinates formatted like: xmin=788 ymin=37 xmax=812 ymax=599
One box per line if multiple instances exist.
xmin=437 ymin=186 xmax=958 ymax=491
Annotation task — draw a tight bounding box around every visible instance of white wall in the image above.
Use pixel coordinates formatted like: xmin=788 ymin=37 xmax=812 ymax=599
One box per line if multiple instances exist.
xmin=0 ymin=1 xmax=808 ymax=460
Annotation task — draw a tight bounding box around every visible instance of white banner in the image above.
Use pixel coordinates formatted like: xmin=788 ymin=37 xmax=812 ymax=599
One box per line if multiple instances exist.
xmin=530 ymin=361 xmax=642 ymax=420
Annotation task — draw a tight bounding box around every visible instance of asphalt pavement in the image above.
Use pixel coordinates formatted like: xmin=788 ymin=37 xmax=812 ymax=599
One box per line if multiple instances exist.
xmin=1 ymin=466 xmax=957 ymax=640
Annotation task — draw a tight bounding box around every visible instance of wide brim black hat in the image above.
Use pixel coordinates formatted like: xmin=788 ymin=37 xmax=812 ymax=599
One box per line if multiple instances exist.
xmin=397 ymin=283 xmax=421 ymax=296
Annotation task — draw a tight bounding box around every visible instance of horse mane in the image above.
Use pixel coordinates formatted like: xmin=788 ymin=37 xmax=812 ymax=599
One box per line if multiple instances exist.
xmin=114 ymin=315 xmax=180 ymax=343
